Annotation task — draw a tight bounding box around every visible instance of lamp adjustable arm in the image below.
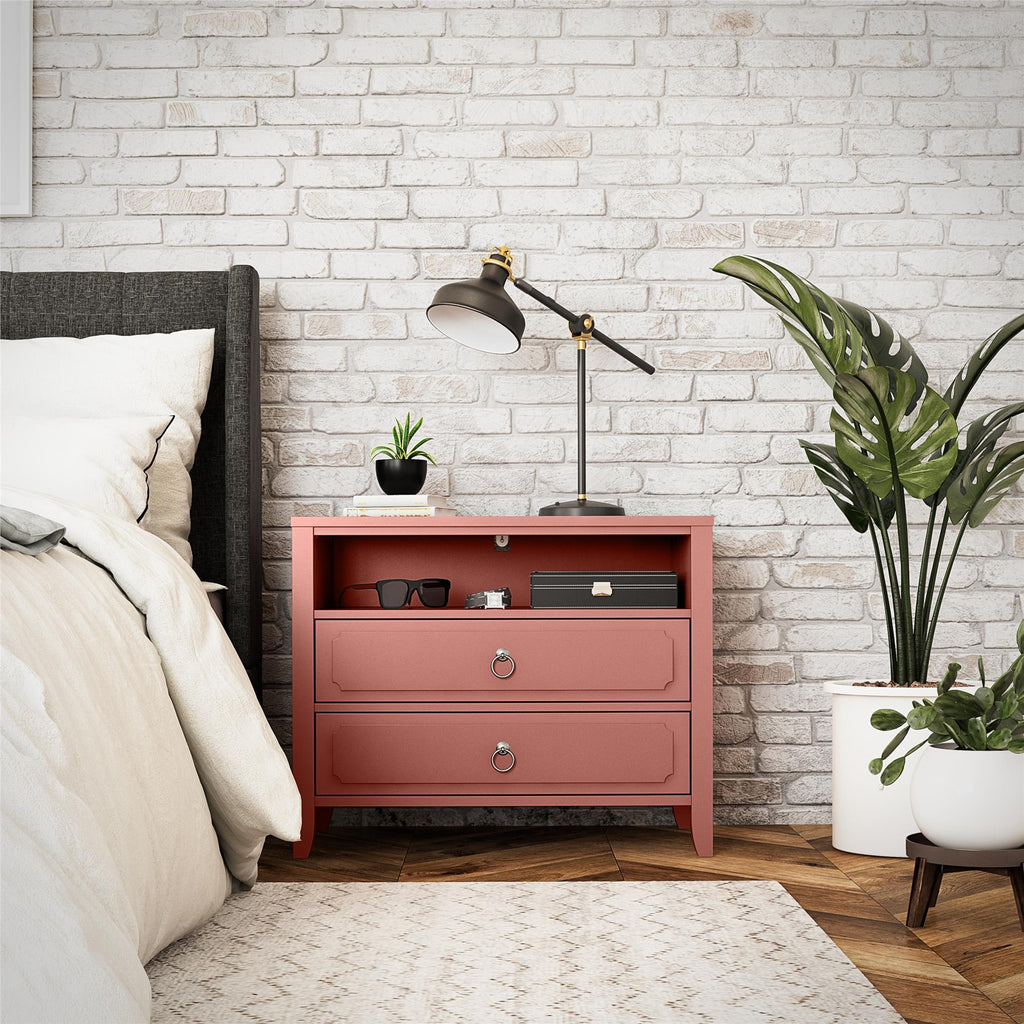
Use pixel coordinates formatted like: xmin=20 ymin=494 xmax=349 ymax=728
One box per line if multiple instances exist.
xmin=512 ymin=277 xmax=655 ymax=375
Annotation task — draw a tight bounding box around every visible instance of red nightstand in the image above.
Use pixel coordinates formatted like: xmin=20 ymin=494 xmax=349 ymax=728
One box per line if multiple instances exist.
xmin=290 ymin=515 xmax=714 ymax=857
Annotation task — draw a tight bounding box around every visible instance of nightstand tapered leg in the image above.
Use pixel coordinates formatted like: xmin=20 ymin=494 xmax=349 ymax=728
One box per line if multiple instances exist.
xmin=672 ymin=805 xmax=714 ymax=857
xmin=293 ymin=800 xmax=315 ymax=859
xmin=689 ymin=804 xmax=714 ymax=858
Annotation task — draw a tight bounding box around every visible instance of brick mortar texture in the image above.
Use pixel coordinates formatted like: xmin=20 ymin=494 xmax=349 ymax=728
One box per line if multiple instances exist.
xmin=3 ymin=0 xmax=1023 ymax=827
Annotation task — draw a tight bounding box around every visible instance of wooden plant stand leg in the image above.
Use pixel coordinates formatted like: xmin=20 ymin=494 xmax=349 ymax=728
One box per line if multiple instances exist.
xmin=927 ymin=864 xmax=944 ymax=908
xmin=907 ymin=858 xmax=941 ymax=928
xmin=906 ymin=833 xmax=1024 ymax=933
xmin=1009 ymin=866 xmax=1024 ymax=930
xmin=907 ymin=858 xmax=925 ymax=925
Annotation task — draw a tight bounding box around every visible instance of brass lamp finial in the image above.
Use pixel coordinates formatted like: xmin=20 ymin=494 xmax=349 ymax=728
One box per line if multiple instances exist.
xmin=480 ymin=246 xmax=516 ymax=281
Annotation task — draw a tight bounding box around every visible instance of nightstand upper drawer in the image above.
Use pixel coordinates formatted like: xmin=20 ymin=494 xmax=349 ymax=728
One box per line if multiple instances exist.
xmin=314 ymin=618 xmax=690 ymax=703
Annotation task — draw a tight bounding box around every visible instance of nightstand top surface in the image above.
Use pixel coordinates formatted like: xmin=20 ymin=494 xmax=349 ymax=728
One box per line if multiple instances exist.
xmin=291 ymin=514 xmax=714 ymax=532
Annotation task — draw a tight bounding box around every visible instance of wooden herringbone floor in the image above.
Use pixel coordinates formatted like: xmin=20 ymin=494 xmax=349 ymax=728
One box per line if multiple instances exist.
xmin=260 ymin=824 xmax=1024 ymax=1024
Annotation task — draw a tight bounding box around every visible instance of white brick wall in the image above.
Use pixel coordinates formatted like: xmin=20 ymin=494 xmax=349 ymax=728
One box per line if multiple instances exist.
xmin=3 ymin=0 xmax=1022 ymax=826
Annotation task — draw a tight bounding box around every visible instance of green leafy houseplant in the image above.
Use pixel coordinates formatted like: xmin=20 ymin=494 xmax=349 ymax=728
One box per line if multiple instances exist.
xmin=370 ymin=413 xmax=437 ymax=465
xmin=869 ymin=621 xmax=1024 ymax=785
xmin=715 ymin=255 xmax=1024 ymax=686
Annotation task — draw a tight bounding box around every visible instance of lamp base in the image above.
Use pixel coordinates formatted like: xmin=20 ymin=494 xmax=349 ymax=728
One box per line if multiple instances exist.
xmin=539 ymin=498 xmax=625 ymax=516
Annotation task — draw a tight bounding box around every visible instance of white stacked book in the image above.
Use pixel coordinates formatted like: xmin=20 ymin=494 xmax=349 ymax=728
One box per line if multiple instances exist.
xmin=343 ymin=494 xmax=457 ymax=517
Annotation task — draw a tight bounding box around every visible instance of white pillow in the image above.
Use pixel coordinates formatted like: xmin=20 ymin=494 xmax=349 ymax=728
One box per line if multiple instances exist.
xmin=0 ymin=414 xmax=173 ymax=524
xmin=0 ymin=329 xmax=214 ymax=563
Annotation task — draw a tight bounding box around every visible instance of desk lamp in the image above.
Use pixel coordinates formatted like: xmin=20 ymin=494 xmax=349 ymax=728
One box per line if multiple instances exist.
xmin=427 ymin=247 xmax=655 ymax=516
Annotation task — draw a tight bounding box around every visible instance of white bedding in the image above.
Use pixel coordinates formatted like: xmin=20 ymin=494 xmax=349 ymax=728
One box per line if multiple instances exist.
xmin=2 ymin=328 xmax=216 ymax=564
xmin=1 ymin=489 xmax=301 ymax=1023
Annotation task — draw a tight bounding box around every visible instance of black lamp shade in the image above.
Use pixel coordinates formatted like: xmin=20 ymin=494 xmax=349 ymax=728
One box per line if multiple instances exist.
xmin=426 ymin=268 xmax=525 ymax=354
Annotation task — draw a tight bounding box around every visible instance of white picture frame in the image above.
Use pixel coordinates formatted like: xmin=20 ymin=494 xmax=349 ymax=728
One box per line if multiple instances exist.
xmin=1 ymin=0 xmax=33 ymax=217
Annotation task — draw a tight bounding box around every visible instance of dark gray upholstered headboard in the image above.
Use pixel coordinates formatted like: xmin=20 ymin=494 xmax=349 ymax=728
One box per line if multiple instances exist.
xmin=0 ymin=267 xmax=262 ymax=694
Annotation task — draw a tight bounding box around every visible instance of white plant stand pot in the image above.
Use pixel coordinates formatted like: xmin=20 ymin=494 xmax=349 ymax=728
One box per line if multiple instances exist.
xmin=825 ymin=681 xmax=939 ymax=858
xmin=910 ymin=744 xmax=1024 ymax=851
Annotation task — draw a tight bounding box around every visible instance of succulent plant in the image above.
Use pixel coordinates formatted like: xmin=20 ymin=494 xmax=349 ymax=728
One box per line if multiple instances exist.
xmin=370 ymin=413 xmax=437 ymax=465
xmin=869 ymin=621 xmax=1024 ymax=786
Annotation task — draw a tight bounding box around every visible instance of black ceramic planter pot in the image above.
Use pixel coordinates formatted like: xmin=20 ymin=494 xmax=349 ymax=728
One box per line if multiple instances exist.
xmin=375 ymin=458 xmax=428 ymax=495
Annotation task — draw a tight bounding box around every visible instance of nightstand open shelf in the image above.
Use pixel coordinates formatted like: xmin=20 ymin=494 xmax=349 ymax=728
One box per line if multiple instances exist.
xmin=314 ymin=608 xmax=694 ymax=619
xmin=291 ymin=515 xmax=713 ymax=857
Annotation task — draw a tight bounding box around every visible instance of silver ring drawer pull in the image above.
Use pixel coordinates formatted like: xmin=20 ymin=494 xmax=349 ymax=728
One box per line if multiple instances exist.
xmin=491 ymin=741 xmax=515 ymax=773
xmin=490 ymin=648 xmax=515 ymax=679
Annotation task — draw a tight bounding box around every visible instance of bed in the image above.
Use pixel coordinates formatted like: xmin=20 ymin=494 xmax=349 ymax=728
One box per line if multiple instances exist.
xmin=0 ymin=268 xmax=264 ymax=691
xmin=0 ymin=268 xmax=301 ymax=1022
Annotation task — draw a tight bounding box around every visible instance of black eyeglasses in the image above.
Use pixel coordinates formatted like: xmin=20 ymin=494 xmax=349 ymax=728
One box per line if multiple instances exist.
xmin=339 ymin=578 xmax=451 ymax=609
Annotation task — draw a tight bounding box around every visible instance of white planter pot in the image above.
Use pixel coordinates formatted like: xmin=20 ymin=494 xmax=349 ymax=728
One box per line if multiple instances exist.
xmin=825 ymin=681 xmax=939 ymax=858
xmin=910 ymin=744 xmax=1024 ymax=851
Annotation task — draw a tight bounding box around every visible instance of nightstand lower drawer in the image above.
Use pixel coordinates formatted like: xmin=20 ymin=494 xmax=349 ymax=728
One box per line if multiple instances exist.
xmin=315 ymin=712 xmax=690 ymax=796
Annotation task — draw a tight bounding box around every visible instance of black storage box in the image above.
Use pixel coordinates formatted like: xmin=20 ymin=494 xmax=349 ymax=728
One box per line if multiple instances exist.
xmin=530 ymin=570 xmax=680 ymax=610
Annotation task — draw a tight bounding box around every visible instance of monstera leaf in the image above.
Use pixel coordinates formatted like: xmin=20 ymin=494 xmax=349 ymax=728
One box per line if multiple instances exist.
xmin=800 ymin=440 xmax=894 ymax=533
xmin=714 ymin=255 xmax=865 ymax=387
xmin=835 ymin=297 xmax=928 ymax=402
xmin=831 ymin=367 xmax=959 ymax=500
xmin=944 ymin=313 xmax=1024 ymax=418
xmin=929 ymin=401 xmax=1024 ymax=507
xmin=946 ymin=441 xmax=1024 ymax=528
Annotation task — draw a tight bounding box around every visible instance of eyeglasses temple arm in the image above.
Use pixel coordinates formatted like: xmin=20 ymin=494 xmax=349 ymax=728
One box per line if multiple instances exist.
xmin=338 ymin=582 xmax=376 ymax=606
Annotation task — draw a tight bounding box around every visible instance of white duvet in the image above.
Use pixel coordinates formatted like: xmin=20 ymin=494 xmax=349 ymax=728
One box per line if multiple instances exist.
xmin=1 ymin=490 xmax=301 ymax=1024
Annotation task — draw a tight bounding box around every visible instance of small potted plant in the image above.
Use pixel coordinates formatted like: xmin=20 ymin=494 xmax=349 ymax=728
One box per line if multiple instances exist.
xmin=715 ymin=254 xmax=1024 ymax=856
xmin=370 ymin=413 xmax=437 ymax=495
xmin=870 ymin=621 xmax=1024 ymax=851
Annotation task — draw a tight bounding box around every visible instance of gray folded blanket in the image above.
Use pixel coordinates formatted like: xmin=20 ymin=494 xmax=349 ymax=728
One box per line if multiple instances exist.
xmin=0 ymin=505 xmax=66 ymax=555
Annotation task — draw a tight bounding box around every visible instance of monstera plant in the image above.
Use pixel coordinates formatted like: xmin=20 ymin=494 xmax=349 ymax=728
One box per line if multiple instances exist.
xmin=715 ymin=255 xmax=1024 ymax=687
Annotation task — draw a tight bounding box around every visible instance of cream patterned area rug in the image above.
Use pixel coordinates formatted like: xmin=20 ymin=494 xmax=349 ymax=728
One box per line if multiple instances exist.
xmin=148 ymin=880 xmax=904 ymax=1023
